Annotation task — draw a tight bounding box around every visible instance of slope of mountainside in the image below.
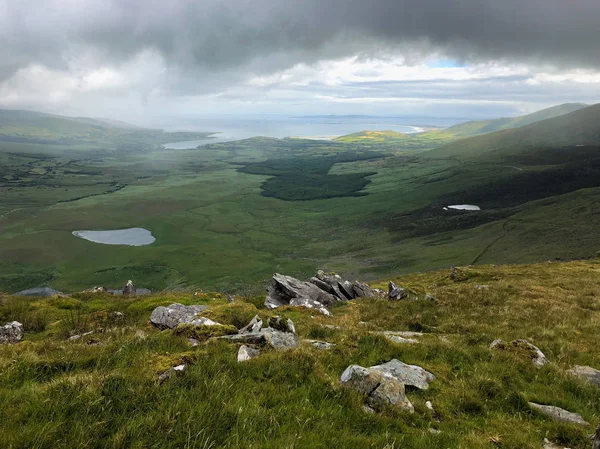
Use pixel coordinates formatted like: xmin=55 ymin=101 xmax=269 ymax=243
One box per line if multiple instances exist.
xmin=1 ymin=260 xmax=600 ymax=448
xmin=425 ymin=103 xmax=600 ymax=161
xmin=438 ymin=103 xmax=587 ymax=137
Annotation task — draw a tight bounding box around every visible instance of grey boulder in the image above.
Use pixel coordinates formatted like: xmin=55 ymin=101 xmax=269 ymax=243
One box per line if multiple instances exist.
xmin=566 ymin=365 xmax=600 ymax=387
xmin=388 ymin=281 xmax=409 ymax=300
xmin=14 ymin=287 xmax=61 ymax=297
xmin=239 ymin=315 xmax=263 ymax=334
xmin=490 ymin=339 xmax=549 ymax=368
xmin=370 ymin=359 xmax=435 ymax=390
xmin=123 ymin=280 xmax=136 ymax=295
xmin=529 ymin=402 xmax=588 ymax=425
xmin=341 ymin=365 xmax=414 ymax=412
xmin=289 ymin=297 xmax=332 ymax=316
xmin=305 ymin=340 xmax=335 ymax=350
xmin=238 ymin=345 xmax=261 ymax=362
xmin=265 ymin=273 xmax=337 ymax=312
xmin=0 ymin=321 xmax=24 ymax=344
xmin=150 ymin=303 xmax=210 ymax=330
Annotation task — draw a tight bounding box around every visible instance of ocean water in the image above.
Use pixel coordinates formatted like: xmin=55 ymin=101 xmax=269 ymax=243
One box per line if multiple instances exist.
xmin=161 ymin=115 xmax=458 ymax=148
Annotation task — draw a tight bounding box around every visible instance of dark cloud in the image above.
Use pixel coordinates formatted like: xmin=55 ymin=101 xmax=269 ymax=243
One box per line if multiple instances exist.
xmin=1 ymin=0 xmax=599 ymax=86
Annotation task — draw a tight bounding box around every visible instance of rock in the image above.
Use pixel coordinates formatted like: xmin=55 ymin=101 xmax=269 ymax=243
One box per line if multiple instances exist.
xmin=352 ymin=281 xmax=375 ymax=298
xmin=592 ymin=424 xmax=600 ymax=449
xmin=490 ymin=339 xmax=549 ymax=368
xmin=314 ymin=270 xmax=353 ymax=299
xmin=237 ymin=345 xmax=261 ymax=362
xmin=263 ymin=328 xmax=299 ymax=350
xmin=83 ymin=286 xmax=106 ymax=293
xmin=289 ymin=297 xmax=331 ymax=316
xmin=385 ymin=335 xmax=419 ymax=344
xmin=107 ymin=287 xmax=151 ymax=296
xmin=266 ymin=273 xmax=337 ymax=306
xmin=227 ymin=295 xmax=236 ymax=303
xmin=268 ymin=316 xmax=296 ymax=334
xmin=216 ymin=333 xmax=267 ymax=345
xmin=0 ymin=321 xmax=24 ymax=344
xmin=149 ymin=303 xmax=210 ymax=330
xmin=566 ymin=365 xmax=600 ymax=387
xmin=428 ymin=428 xmax=442 ymax=435
xmin=123 ymin=280 xmax=136 ymax=295
xmin=305 ymin=339 xmax=335 ymax=350
xmin=240 ymin=315 xmax=263 ymax=334
xmin=528 ymin=402 xmax=588 ymax=425
xmin=68 ymin=330 xmax=94 ymax=341
xmin=14 ymin=287 xmax=61 ymax=297
xmin=426 ymin=401 xmax=442 ymax=422
xmin=388 ymin=281 xmax=409 ymax=300
xmin=158 ymin=364 xmax=187 ymax=384
xmin=340 ymin=365 xmax=414 ymax=412
xmin=475 ymin=285 xmax=489 ymax=290
xmin=542 ymin=439 xmax=570 ymax=449
xmin=187 ymin=338 xmax=201 ymax=347
xmin=370 ymin=359 xmax=435 ymax=390
xmin=424 ymin=293 xmax=436 ymax=302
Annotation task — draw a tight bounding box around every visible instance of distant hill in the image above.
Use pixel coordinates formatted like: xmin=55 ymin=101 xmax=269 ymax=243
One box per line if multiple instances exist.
xmin=426 ymin=103 xmax=600 ymax=161
xmin=439 ymin=103 xmax=587 ymax=137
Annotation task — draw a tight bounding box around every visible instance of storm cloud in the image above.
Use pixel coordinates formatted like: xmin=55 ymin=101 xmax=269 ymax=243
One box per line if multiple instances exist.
xmin=1 ymin=0 xmax=599 ymax=119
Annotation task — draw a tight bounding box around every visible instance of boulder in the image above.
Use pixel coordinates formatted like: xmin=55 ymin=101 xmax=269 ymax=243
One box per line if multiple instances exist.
xmin=263 ymin=328 xmax=299 ymax=350
xmin=370 ymin=359 xmax=435 ymax=390
xmin=150 ymin=303 xmax=210 ymax=330
xmin=424 ymin=293 xmax=436 ymax=302
xmin=268 ymin=316 xmax=295 ymax=334
xmin=388 ymin=281 xmax=409 ymax=300
xmin=529 ymin=402 xmax=588 ymax=425
xmin=158 ymin=364 xmax=187 ymax=384
xmin=14 ymin=287 xmax=61 ymax=297
xmin=83 ymin=286 xmax=106 ymax=293
xmin=239 ymin=315 xmax=263 ymax=334
xmin=216 ymin=332 xmax=267 ymax=345
xmin=340 ymin=365 xmax=414 ymax=412
xmin=289 ymin=297 xmax=332 ymax=316
xmin=385 ymin=335 xmax=419 ymax=344
xmin=0 ymin=321 xmax=24 ymax=344
xmin=490 ymin=339 xmax=549 ymax=368
xmin=238 ymin=345 xmax=261 ymax=362
xmin=566 ymin=365 xmax=600 ymax=387
xmin=123 ymin=280 xmax=136 ymax=295
xmin=352 ymin=281 xmax=375 ymax=298
xmin=265 ymin=273 xmax=337 ymax=312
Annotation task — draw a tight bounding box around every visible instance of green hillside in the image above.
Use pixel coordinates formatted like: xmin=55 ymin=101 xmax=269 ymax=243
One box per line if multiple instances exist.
xmin=2 ymin=260 xmax=600 ymax=448
xmin=437 ymin=103 xmax=587 ymax=137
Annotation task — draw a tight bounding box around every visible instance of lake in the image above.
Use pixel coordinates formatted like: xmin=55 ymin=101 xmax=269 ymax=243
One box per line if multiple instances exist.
xmin=72 ymin=228 xmax=156 ymax=246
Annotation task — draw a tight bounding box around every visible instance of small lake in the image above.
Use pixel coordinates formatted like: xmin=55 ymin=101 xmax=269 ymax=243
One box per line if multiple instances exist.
xmin=72 ymin=228 xmax=156 ymax=246
xmin=444 ymin=204 xmax=481 ymax=211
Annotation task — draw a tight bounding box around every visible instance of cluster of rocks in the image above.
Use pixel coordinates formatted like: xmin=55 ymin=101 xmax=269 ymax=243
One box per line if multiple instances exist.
xmin=14 ymin=280 xmax=150 ymax=297
xmin=264 ymin=271 xmax=434 ymax=316
xmin=340 ymin=359 xmax=435 ymax=413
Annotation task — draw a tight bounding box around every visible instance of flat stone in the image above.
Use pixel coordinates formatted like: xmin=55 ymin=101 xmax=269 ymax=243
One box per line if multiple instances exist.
xmin=370 ymin=359 xmax=435 ymax=390
xmin=150 ymin=303 xmax=210 ymax=330
xmin=386 ymin=335 xmax=419 ymax=344
xmin=566 ymin=365 xmax=600 ymax=387
xmin=341 ymin=365 xmax=414 ymax=412
xmin=238 ymin=345 xmax=261 ymax=362
xmin=305 ymin=339 xmax=335 ymax=350
xmin=529 ymin=402 xmax=589 ymax=425
xmin=0 ymin=321 xmax=24 ymax=344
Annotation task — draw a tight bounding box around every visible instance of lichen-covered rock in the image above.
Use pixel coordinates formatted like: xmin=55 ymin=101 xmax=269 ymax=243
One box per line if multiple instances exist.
xmin=490 ymin=339 xmax=548 ymax=368
xmin=0 ymin=321 xmax=24 ymax=344
xmin=289 ymin=297 xmax=331 ymax=316
xmin=237 ymin=345 xmax=261 ymax=362
xmin=370 ymin=359 xmax=435 ymax=390
xmin=265 ymin=273 xmax=337 ymax=311
xmin=158 ymin=364 xmax=186 ymax=384
xmin=529 ymin=402 xmax=588 ymax=425
xmin=263 ymin=328 xmax=299 ymax=350
xmin=340 ymin=365 xmax=414 ymax=412
xmin=268 ymin=316 xmax=296 ymax=334
xmin=566 ymin=365 xmax=600 ymax=387
xmin=150 ymin=303 xmax=210 ymax=329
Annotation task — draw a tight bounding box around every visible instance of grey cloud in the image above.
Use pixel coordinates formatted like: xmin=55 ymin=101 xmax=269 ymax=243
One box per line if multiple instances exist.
xmin=1 ymin=0 xmax=600 ymax=86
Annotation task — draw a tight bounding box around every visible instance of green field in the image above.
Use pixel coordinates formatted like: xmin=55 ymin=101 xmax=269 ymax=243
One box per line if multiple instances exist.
xmin=1 ymin=105 xmax=600 ymax=293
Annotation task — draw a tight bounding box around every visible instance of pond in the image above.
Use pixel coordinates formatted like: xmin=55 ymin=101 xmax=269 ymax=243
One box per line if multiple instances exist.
xmin=72 ymin=228 xmax=156 ymax=246
xmin=444 ymin=204 xmax=481 ymax=211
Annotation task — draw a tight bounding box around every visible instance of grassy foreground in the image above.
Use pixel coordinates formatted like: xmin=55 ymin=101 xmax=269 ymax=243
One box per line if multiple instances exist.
xmin=2 ymin=259 xmax=600 ymax=448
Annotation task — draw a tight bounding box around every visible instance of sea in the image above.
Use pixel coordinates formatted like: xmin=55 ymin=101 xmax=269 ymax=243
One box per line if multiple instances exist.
xmin=160 ymin=115 xmax=462 ymax=149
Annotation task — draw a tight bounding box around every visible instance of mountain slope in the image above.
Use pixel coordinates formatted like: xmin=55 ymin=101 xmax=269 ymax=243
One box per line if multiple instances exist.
xmin=425 ymin=103 xmax=600 ymax=161
xmin=439 ymin=103 xmax=587 ymax=137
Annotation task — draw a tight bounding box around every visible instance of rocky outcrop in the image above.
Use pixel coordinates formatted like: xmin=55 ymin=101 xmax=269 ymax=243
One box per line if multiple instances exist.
xmin=237 ymin=345 xmax=261 ymax=362
xmin=0 ymin=321 xmax=24 ymax=344
xmin=341 ymin=365 xmax=414 ymax=412
xmin=566 ymin=365 xmax=600 ymax=387
xmin=490 ymin=339 xmax=549 ymax=368
xmin=150 ymin=303 xmax=211 ymax=330
xmin=123 ymin=280 xmax=136 ymax=295
xmin=239 ymin=315 xmax=263 ymax=334
xmin=370 ymin=359 xmax=435 ymax=390
xmin=265 ymin=271 xmax=375 ymax=315
xmin=217 ymin=315 xmax=298 ymax=351
xmin=529 ymin=402 xmax=588 ymax=425
xmin=388 ymin=281 xmax=409 ymax=300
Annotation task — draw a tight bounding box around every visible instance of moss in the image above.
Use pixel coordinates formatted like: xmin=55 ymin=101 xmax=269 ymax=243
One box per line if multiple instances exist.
xmin=173 ymin=323 xmax=238 ymax=341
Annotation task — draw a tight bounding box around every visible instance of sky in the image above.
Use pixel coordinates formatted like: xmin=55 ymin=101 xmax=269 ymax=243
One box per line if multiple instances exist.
xmin=1 ymin=0 xmax=600 ymax=125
